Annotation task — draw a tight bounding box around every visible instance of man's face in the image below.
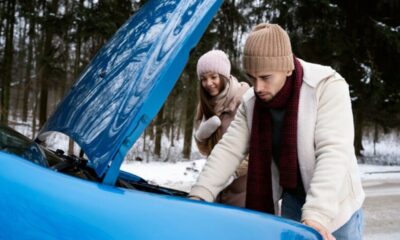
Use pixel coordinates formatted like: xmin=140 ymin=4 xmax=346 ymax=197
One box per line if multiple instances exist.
xmin=247 ymin=71 xmax=292 ymax=102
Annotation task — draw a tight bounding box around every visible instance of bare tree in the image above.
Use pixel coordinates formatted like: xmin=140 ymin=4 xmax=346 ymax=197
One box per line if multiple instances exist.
xmin=154 ymin=105 xmax=165 ymax=158
xmin=0 ymin=0 xmax=16 ymax=124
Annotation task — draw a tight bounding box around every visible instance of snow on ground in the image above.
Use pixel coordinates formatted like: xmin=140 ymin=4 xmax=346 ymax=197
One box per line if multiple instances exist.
xmin=360 ymin=164 xmax=400 ymax=183
xmin=122 ymin=160 xmax=400 ymax=193
xmin=361 ymin=164 xmax=400 ymax=240
xmin=361 ymin=131 xmax=400 ymax=165
xmin=121 ymin=159 xmax=206 ymax=192
xmin=364 ymin=129 xmax=400 ymax=149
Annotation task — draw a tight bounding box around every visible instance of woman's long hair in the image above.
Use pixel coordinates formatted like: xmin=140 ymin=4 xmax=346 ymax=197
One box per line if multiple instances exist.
xmin=195 ymin=74 xmax=228 ymax=155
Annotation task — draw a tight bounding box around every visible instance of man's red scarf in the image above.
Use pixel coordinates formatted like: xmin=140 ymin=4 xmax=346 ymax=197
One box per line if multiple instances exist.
xmin=245 ymin=57 xmax=304 ymax=213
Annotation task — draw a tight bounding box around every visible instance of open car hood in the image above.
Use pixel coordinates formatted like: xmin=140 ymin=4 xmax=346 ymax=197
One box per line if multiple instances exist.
xmin=38 ymin=0 xmax=222 ymax=185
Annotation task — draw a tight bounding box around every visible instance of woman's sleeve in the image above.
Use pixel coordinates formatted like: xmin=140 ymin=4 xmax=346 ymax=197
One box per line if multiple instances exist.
xmin=189 ymin=102 xmax=250 ymax=202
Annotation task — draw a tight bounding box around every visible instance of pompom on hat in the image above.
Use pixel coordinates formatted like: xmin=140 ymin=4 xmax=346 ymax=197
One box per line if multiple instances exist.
xmin=243 ymin=23 xmax=294 ymax=75
xmin=197 ymin=50 xmax=231 ymax=79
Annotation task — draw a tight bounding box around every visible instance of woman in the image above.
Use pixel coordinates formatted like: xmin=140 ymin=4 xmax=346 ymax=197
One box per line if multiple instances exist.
xmin=194 ymin=50 xmax=250 ymax=207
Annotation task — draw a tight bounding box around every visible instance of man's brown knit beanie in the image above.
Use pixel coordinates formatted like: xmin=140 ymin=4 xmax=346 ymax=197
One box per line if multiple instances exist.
xmin=243 ymin=23 xmax=294 ymax=75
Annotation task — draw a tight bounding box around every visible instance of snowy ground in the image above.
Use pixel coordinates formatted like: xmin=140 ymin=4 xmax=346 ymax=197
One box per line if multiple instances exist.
xmin=361 ymin=131 xmax=400 ymax=166
xmin=122 ymin=160 xmax=400 ymax=239
xmin=121 ymin=159 xmax=206 ymax=192
xmin=361 ymin=165 xmax=400 ymax=240
xmin=122 ymin=160 xmax=400 ymax=193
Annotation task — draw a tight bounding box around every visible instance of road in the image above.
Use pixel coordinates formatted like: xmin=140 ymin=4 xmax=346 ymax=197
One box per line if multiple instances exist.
xmin=363 ymin=178 xmax=400 ymax=239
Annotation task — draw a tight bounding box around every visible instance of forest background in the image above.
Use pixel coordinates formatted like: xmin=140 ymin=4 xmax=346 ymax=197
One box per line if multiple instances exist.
xmin=1 ymin=0 xmax=399 ymax=163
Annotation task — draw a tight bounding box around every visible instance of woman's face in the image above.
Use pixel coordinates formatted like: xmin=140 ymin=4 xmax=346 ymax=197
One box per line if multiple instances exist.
xmin=200 ymin=72 xmax=223 ymax=97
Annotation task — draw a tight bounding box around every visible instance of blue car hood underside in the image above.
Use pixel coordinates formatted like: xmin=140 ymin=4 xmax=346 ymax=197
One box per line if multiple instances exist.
xmin=38 ymin=0 xmax=223 ymax=185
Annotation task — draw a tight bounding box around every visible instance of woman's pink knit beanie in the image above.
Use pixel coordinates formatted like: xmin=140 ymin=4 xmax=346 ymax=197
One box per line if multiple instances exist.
xmin=196 ymin=50 xmax=231 ymax=79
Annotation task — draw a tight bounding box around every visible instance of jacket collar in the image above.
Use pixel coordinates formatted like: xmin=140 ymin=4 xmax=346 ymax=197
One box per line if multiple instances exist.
xmin=298 ymin=58 xmax=336 ymax=88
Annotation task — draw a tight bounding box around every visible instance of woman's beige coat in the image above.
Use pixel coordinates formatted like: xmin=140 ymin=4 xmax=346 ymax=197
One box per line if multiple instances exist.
xmin=190 ymin=59 xmax=365 ymax=232
xmin=195 ymin=76 xmax=249 ymax=207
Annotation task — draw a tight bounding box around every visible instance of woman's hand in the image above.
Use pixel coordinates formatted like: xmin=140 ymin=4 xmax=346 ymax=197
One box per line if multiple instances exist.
xmin=195 ymin=116 xmax=221 ymax=141
xmin=302 ymin=219 xmax=336 ymax=240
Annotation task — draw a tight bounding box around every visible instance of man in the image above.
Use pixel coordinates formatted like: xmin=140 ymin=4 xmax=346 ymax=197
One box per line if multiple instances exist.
xmin=189 ymin=23 xmax=365 ymax=240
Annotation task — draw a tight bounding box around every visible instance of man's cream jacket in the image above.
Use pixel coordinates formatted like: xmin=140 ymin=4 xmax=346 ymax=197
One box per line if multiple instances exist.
xmin=189 ymin=59 xmax=365 ymax=232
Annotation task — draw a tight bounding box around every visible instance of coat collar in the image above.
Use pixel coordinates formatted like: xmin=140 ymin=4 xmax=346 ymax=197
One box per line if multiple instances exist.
xmin=298 ymin=58 xmax=336 ymax=88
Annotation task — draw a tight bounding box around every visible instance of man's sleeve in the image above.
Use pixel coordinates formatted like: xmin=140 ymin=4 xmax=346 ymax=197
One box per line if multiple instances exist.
xmin=189 ymin=102 xmax=251 ymax=202
xmin=301 ymin=76 xmax=355 ymax=228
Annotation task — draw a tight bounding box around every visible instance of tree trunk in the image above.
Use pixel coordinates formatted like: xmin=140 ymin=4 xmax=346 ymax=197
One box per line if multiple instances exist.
xmin=60 ymin=0 xmax=75 ymax=155
xmin=148 ymin=121 xmax=155 ymax=141
xmin=32 ymin=93 xmax=39 ymax=138
xmin=142 ymin=131 xmax=146 ymax=152
xmin=74 ymin=0 xmax=84 ymax=81
xmin=13 ymin=83 xmax=20 ymax=120
xmin=354 ymin=107 xmax=364 ymax=157
xmin=0 ymin=1 xmax=5 ymax=34
xmin=170 ymin=98 xmax=176 ymax=147
xmin=182 ymin=71 xmax=197 ymax=159
xmin=22 ymin=14 xmax=35 ymax=122
xmin=373 ymin=122 xmax=379 ymax=156
xmin=154 ymin=105 xmax=164 ymax=158
xmin=59 ymin=0 xmax=70 ymax=104
xmin=176 ymin=106 xmax=183 ymax=142
xmin=38 ymin=0 xmax=59 ymax=128
xmin=14 ymin=19 xmax=28 ymax=121
xmin=0 ymin=0 xmax=16 ymax=124
xmin=38 ymin=73 xmax=49 ymax=128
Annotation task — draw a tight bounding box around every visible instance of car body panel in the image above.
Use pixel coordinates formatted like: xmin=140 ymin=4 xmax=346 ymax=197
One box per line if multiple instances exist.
xmin=39 ymin=0 xmax=223 ymax=185
xmin=0 ymin=151 xmax=321 ymax=239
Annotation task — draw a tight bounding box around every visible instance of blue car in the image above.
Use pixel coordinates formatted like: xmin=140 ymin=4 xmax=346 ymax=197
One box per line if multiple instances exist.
xmin=0 ymin=0 xmax=321 ymax=239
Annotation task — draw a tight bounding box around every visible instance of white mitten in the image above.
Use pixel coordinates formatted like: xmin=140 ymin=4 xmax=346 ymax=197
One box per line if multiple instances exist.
xmin=222 ymin=175 xmax=235 ymax=189
xmin=195 ymin=116 xmax=221 ymax=141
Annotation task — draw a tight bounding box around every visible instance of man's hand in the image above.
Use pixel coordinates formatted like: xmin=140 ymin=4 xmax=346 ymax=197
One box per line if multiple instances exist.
xmin=302 ymin=219 xmax=336 ymax=240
